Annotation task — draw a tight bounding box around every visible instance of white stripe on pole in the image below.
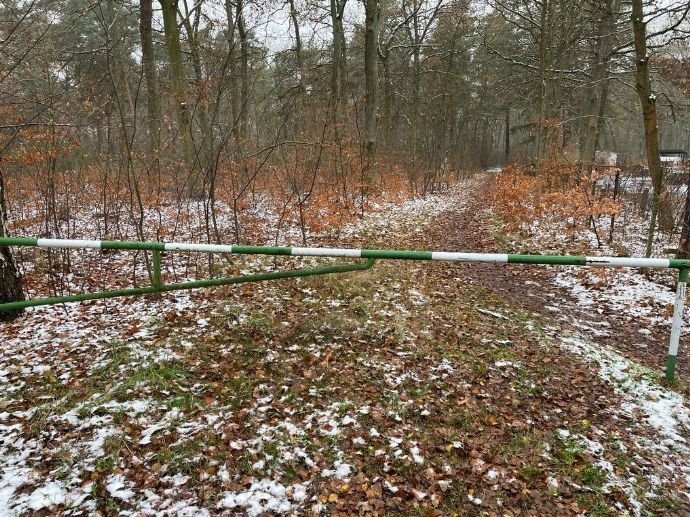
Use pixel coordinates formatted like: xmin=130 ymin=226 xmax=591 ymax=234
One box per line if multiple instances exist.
xmin=668 ymin=281 xmax=686 ymax=357
xmin=431 ymin=252 xmax=509 ymax=263
xmin=165 ymin=242 xmax=234 ymax=253
xmin=291 ymin=247 xmax=362 ymax=258
xmin=37 ymin=239 xmax=102 ymax=249
xmin=585 ymin=257 xmax=670 ymax=268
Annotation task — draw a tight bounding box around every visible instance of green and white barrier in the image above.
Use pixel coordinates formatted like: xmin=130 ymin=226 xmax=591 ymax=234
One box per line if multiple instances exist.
xmin=4 ymin=237 xmax=690 ymax=268
xmin=0 ymin=237 xmax=688 ymax=381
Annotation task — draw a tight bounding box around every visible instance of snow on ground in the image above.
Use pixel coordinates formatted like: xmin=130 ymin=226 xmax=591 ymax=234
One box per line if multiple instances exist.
xmin=0 ymin=183 xmax=470 ymax=514
xmin=7 ymin=174 xmax=690 ymax=513
xmin=511 ymin=189 xmax=690 ymax=340
xmin=489 ymin=179 xmax=690 ymax=510
xmin=552 ymin=332 xmax=690 ymax=511
xmin=559 ymin=335 xmax=689 ymax=446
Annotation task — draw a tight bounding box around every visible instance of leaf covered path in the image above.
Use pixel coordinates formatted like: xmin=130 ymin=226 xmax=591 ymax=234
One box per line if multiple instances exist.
xmin=1 ymin=178 xmax=689 ymax=515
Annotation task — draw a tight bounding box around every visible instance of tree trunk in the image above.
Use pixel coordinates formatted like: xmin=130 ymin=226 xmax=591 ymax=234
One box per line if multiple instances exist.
xmin=237 ymin=0 xmax=249 ymax=141
xmin=140 ymin=0 xmax=160 ymax=154
xmin=160 ymin=0 xmax=195 ymax=179
xmin=677 ymin=169 xmax=690 ymax=258
xmin=632 ymin=0 xmax=663 ymax=257
xmin=363 ymin=0 xmax=380 ymax=162
xmin=182 ymin=3 xmax=213 ymax=178
xmin=288 ymin=0 xmax=306 ymax=94
xmin=580 ymin=0 xmax=620 ymax=167
xmin=536 ymin=0 xmax=550 ymax=160
xmin=330 ymin=0 xmax=347 ymax=115
xmin=224 ymin=0 xmax=241 ymax=144
xmin=505 ymin=106 xmax=510 ymax=164
xmin=381 ymin=54 xmax=392 ymax=150
xmin=0 ymin=166 xmax=24 ymax=319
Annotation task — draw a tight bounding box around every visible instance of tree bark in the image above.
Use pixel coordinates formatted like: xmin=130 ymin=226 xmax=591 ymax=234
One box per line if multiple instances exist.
xmin=140 ymin=0 xmax=160 ymax=154
xmin=535 ymin=0 xmax=550 ymax=160
xmin=580 ymin=0 xmax=620 ymax=167
xmin=677 ymin=169 xmax=690 ymax=258
xmin=160 ymin=0 xmax=195 ymax=179
xmin=224 ymin=0 xmax=241 ymax=139
xmin=363 ymin=0 xmax=380 ymax=160
xmin=182 ymin=1 xmax=213 ymax=176
xmin=0 ymin=165 xmax=24 ymax=320
xmin=237 ymin=0 xmax=249 ymax=141
xmin=288 ymin=0 xmax=306 ymax=94
xmin=632 ymin=0 xmax=663 ymax=257
xmin=505 ymin=106 xmax=510 ymax=164
xmin=330 ymin=0 xmax=347 ymax=115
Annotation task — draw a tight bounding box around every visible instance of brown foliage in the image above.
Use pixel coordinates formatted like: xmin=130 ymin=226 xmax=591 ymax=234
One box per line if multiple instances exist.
xmin=489 ymin=162 xmax=621 ymax=239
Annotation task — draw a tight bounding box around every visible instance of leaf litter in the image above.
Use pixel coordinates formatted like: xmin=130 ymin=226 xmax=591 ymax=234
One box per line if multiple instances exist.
xmin=1 ymin=176 xmax=690 ymax=514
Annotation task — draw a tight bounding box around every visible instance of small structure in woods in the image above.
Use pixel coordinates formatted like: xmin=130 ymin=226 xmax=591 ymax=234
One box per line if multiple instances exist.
xmin=660 ymin=149 xmax=687 ymax=170
xmin=594 ymin=150 xmax=621 ymax=168
xmin=594 ymin=150 xmax=622 ymax=190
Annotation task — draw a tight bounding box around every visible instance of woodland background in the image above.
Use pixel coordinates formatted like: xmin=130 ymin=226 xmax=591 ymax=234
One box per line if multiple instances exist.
xmin=0 ymin=0 xmax=689 ymax=306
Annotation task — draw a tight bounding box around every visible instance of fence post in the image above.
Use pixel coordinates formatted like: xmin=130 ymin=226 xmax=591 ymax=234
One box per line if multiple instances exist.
xmin=667 ymin=267 xmax=688 ymax=382
xmin=152 ymin=250 xmax=163 ymax=290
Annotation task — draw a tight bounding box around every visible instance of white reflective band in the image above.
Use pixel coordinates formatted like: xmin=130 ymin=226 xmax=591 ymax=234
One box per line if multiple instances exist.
xmin=291 ymin=247 xmax=362 ymax=257
xmin=165 ymin=242 xmax=234 ymax=253
xmin=431 ymin=252 xmax=509 ymax=263
xmin=37 ymin=239 xmax=102 ymax=249
xmin=585 ymin=257 xmax=670 ymax=268
xmin=668 ymin=281 xmax=686 ymax=356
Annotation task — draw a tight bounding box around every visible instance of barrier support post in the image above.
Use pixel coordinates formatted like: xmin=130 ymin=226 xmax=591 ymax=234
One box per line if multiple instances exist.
xmin=152 ymin=250 xmax=163 ymax=290
xmin=667 ymin=267 xmax=688 ymax=382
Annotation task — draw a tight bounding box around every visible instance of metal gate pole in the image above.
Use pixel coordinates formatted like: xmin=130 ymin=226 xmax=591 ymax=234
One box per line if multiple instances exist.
xmin=667 ymin=268 xmax=688 ymax=382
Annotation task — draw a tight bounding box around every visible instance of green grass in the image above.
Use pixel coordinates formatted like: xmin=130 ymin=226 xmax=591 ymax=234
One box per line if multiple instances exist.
xmin=224 ymin=374 xmax=256 ymax=408
xmin=554 ymin=435 xmax=585 ymax=468
xmin=576 ymin=495 xmax=616 ymax=516
xmin=154 ymin=437 xmax=207 ymax=479
xmin=576 ymin=464 xmax=607 ymax=490
xmin=95 ymin=434 xmax=126 ymax=475
xmin=91 ymin=340 xmax=131 ymax=378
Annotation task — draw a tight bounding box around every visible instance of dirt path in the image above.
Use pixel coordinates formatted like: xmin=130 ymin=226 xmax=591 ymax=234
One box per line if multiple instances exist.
xmin=381 ymin=181 xmax=690 ymax=514
xmin=2 ymin=179 xmax=689 ymax=515
xmin=418 ymin=178 xmax=686 ymax=381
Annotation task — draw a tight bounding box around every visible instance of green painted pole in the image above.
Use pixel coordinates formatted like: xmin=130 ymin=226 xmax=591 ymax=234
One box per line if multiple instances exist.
xmin=1 ymin=235 xmax=689 ymax=382
xmin=666 ymin=267 xmax=688 ymax=382
xmin=0 ymin=258 xmax=376 ymax=312
xmin=152 ymin=250 xmax=163 ymax=290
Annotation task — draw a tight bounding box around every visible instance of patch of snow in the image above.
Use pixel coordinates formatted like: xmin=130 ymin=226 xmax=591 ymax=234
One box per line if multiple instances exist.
xmin=559 ymin=336 xmax=689 ymax=446
xmin=557 ymin=429 xmax=571 ymax=439
xmin=321 ymin=461 xmax=352 ymax=480
xmin=410 ymin=445 xmax=424 ymax=464
xmin=546 ymin=476 xmax=558 ymax=490
xmin=27 ymin=482 xmax=68 ymax=511
xmin=218 ymin=479 xmax=304 ymax=515
xmin=106 ymin=474 xmax=135 ymax=501
xmin=389 ymin=436 xmax=403 ymax=448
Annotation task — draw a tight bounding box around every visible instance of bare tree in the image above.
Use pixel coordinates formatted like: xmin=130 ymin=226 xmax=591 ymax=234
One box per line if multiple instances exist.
xmin=0 ymin=164 xmax=24 ymax=318
xmin=363 ymin=0 xmax=380 ymax=169
xmin=632 ymin=0 xmax=663 ymax=257
xmin=140 ymin=0 xmax=161 ymax=155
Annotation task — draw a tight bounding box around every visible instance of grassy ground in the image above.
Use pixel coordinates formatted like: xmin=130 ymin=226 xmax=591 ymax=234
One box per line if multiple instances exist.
xmin=2 ymin=184 xmax=688 ymax=515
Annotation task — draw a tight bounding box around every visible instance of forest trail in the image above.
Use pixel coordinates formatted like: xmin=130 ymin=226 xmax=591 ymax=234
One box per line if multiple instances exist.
xmin=1 ymin=178 xmax=690 ymax=515
xmin=423 ymin=179 xmax=686 ymax=379
xmin=409 ymin=181 xmax=690 ymax=515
